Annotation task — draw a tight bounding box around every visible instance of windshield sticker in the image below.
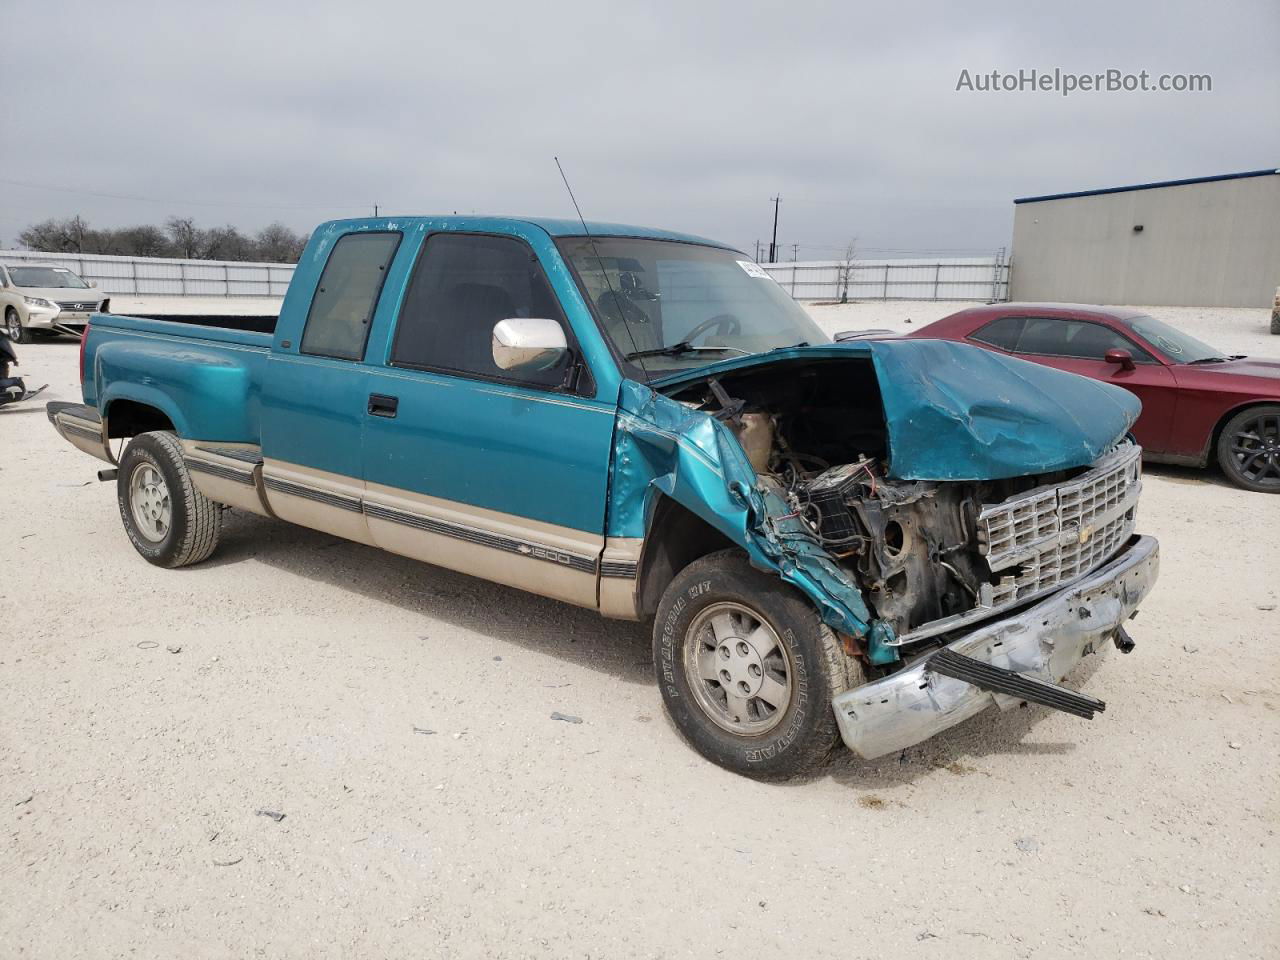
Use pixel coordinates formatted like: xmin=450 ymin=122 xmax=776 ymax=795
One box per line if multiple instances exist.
xmin=736 ymin=260 xmax=771 ymax=279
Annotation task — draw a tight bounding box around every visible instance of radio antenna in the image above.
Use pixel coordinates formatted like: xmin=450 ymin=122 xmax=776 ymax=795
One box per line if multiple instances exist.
xmin=554 ymin=157 xmax=650 ymax=381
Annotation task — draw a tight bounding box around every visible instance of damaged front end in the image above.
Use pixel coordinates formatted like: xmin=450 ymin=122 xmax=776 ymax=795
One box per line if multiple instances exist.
xmin=610 ymin=338 xmax=1158 ymax=753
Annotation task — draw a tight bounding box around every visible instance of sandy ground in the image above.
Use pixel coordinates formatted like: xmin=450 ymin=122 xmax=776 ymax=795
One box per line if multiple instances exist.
xmin=1 ymin=303 xmax=1277 ymax=959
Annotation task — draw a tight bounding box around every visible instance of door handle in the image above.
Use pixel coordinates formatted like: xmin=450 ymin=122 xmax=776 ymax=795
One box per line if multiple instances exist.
xmin=368 ymin=393 xmax=399 ymax=418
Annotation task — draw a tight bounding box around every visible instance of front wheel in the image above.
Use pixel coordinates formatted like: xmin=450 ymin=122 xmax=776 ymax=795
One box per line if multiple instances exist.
xmin=5 ymin=309 xmax=24 ymax=344
xmin=1217 ymin=404 xmax=1280 ymax=493
xmin=117 ymin=431 xmax=224 ymax=566
xmin=653 ymin=549 xmax=866 ymax=780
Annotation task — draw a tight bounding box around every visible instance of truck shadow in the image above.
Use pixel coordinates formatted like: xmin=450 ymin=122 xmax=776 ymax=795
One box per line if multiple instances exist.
xmin=203 ymin=508 xmax=655 ymax=687
xmin=1142 ymin=461 xmax=1236 ymax=490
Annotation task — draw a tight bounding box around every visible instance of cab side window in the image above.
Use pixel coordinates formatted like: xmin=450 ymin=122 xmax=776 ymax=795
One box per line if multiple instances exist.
xmin=969 ymin=315 xmax=1025 ymax=351
xmin=299 ymin=232 xmax=401 ymax=360
xmin=390 ymin=233 xmax=572 ymax=389
xmin=1017 ymin=318 xmax=1155 ymax=362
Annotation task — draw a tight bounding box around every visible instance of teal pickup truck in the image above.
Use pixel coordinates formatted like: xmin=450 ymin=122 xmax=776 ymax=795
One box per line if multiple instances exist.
xmin=48 ymin=216 xmax=1159 ymax=779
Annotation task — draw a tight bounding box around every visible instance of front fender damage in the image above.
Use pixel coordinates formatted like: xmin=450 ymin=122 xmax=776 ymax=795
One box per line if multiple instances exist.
xmin=610 ymin=380 xmax=899 ymax=663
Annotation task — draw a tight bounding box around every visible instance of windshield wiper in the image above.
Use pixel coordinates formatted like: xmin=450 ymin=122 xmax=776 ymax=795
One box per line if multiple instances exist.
xmin=1187 ymin=356 xmax=1230 ymax=364
xmin=625 ymin=341 xmax=750 ymax=361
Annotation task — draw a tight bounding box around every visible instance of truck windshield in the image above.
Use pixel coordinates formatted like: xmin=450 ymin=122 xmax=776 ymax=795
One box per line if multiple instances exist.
xmin=7 ymin=266 xmax=91 ymax=289
xmin=557 ymin=237 xmax=827 ymax=377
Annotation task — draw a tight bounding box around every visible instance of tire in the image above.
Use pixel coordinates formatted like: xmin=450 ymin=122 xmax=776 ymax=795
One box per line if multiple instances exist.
xmin=117 ymin=431 xmax=224 ymax=567
xmin=5 ymin=309 xmax=25 ymax=344
xmin=653 ymin=548 xmax=866 ymax=780
xmin=1216 ymin=404 xmax=1280 ymax=493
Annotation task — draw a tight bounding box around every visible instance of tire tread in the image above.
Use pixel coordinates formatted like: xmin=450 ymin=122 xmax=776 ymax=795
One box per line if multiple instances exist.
xmin=118 ymin=431 xmax=223 ymax=567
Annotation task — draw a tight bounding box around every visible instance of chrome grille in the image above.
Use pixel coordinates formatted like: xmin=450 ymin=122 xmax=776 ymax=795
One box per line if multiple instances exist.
xmin=56 ymin=300 xmax=100 ymax=312
xmin=978 ymin=444 xmax=1142 ymax=607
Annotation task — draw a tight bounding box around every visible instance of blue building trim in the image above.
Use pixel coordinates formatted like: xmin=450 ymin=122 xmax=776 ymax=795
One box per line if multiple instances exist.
xmin=1014 ymin=167 xmax=1279 ymax=204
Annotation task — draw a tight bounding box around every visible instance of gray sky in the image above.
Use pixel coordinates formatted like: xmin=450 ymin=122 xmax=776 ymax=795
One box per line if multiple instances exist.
xmin=6 ymin=0 xmax=1278 ymax=258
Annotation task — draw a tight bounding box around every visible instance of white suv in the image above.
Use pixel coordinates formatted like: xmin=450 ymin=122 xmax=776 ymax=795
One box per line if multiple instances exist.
xmin=0 ymin=262 xmax=106 ymax=342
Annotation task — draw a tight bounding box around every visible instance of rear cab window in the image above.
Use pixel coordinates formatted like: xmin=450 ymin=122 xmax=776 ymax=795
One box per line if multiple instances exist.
xmin=299 ymin=232 xmax=401 ymax=360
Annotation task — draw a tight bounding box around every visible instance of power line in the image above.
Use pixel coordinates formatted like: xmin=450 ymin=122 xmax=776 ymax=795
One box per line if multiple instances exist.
xmin=0 ymin=176 xmax=370 ymax=211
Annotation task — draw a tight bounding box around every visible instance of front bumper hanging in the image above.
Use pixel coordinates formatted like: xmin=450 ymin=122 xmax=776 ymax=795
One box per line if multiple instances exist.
xmin=832 ymin=534 xmax=1159 ymax=759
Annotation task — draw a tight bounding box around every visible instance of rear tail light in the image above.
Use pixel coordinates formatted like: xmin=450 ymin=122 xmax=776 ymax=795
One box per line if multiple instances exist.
xmin=79 ymin=323 xmax=89 ymax=386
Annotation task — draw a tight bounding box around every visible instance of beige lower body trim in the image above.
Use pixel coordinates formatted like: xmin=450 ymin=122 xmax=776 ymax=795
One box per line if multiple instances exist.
xmin=262 ymin=459 xmax=373 ymax=546
xmin=50 ymin=404 xmax=115 ymax=465
xmin=181 ymin=440 xmax=273 ymax=517
xmin=598 ymin=537 xmax=644 ymax=619
xmin=363 ymin=481 xmax=602 ymax=608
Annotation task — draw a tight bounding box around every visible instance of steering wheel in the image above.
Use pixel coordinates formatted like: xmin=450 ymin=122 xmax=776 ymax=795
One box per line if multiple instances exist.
xmin=683 ymin=313 xmax=741 ymax=345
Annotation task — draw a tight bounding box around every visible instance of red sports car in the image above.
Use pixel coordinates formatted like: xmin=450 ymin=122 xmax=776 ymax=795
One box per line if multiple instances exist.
xmin=907 ymin=303 xmax=1280 ymax=492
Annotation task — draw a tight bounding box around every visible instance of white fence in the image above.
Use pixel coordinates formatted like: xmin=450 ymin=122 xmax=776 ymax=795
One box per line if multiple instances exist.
xmin=761 ymin=255 xmax=1009 ymax=301
xmin=1 ymin=248 xmax=1010 ymax=303
xmin=0 ymin=248 xmax=295 ymax=297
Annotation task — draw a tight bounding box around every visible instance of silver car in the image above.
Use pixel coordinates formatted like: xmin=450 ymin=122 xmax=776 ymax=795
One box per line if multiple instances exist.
xmin=0 ymin=262 xmax=107 ymax=342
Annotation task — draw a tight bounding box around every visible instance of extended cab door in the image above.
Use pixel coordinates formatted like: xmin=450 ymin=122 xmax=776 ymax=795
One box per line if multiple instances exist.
xmin=260 ymin=229 xmax=404 ymax=544
xmin=360 ymin=231 xmax=617 ymax=608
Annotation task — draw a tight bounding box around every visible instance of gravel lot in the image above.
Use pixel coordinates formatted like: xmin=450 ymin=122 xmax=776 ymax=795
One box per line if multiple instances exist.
xmin=2 ymin=302 xmax=1276 ymax=959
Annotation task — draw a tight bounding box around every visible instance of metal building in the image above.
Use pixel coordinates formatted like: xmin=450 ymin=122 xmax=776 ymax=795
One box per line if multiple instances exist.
xmin=1009 ymin=167 xmax=1280 ymax=308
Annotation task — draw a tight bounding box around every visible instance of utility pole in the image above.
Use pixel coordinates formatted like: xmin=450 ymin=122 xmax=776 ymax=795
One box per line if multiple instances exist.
xmin=791 ymin=243 xmax=799 ymax=262
xmin=373 ymin=203 xmax=379 ymax=217
xmin=768 ymin=196 xmax=781 ymax=263
xmin=754 ymin=239 xmax=761 ymax=262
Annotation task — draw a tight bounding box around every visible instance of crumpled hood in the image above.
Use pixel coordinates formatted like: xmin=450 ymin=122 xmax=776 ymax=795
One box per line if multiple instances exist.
xmin=652 ymin=338 xmax=1140 ymax=481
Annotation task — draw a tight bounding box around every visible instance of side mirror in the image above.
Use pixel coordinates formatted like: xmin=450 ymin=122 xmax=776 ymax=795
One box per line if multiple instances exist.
xmin=492 ymin=318 xmax=567 ymax=372
xmin=1104 ymin=348 xmax=1135 ymax=371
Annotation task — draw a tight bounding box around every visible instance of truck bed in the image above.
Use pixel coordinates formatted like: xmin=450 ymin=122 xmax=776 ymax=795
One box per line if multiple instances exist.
xmin=123 ymin=313 xmax=277 ymax=334
xmin=82 ymin=312 xmax=272 ymax=444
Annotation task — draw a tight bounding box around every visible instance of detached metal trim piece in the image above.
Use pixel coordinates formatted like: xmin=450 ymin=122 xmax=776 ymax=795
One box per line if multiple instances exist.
xmin=927 ymin=648 xmax=1106 ymax=719
xmin=832 ymin=534 xmax=1158 ymax=759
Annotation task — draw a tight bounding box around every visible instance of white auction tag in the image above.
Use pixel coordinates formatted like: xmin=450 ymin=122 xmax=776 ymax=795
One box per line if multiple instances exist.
xmin=736 ymin=260 xmax=770 ymax=279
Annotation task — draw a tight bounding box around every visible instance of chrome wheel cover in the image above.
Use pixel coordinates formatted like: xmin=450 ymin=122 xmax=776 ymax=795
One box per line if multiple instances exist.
xmin=129 ymin=462 xmax=172 ymax=542
xmin=684 ymin=601 xmax=792 ymax=736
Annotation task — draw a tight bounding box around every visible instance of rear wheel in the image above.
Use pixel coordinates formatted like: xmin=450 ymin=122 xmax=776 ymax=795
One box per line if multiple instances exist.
xmin=4 ymin=309 xmax=24 ymax=344
xmin=653 ymin=549 xmax=866 ymax=780
xmin=117 ymin=431 xmax=223 ymax=566
xmin=1217 ymin=404 xmax=1280 ymax=493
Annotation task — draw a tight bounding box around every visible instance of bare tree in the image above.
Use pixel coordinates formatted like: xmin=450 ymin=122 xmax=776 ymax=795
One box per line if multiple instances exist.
xmin=836 ymin=238 xmax=858 ymax=304
xmin=19 ymin=216 xmax=90 ymax=253
xmin=253 ymin=222 xmax=309 ymax=263
xmin=165 ymin=217 xmax=201 ymax=259
xmin=19 ymin=215 xmax=310 ymax=263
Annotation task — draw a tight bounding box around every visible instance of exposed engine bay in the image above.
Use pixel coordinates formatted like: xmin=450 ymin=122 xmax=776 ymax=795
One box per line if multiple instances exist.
xmin=666 ymin=357 xmax=1140 ymax=647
